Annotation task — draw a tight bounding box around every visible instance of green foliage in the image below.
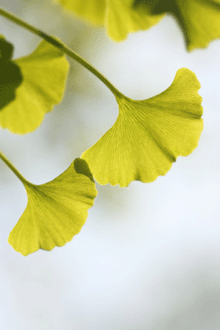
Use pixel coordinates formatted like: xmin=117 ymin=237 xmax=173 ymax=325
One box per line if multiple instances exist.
xmin=0 ymin=2 xmax=210 ymax=255
xmin=0 ymin=38 xmax=69 ymax=134
xmin=82 ymin=68 xmax=203 ymax=187
xmin=8 ymin=158 xmax=97 ymax=256
xmin=57 ymin=0 xmax=220 ymax=49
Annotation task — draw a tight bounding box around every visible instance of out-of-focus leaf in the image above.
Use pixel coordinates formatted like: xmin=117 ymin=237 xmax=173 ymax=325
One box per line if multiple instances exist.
xmin=56 ymin=0 xmax=164 ymax=41
xmin=134 ymin=0 xmax=220 ymax=50
xmin=82 ymin=68 xmax=203 ymax=187
xmin=8 ymin=158 xmax=97 ymax=256
xmin=0 ymin=39 xmax=69 ymax=134
xmin=107 ymin=0 xmax=164 ymax=41
xmin=57 ymin=0 xmax=220 ymax=48
xmin=0 ymin=36 xmax=23 ymax=110
xmin=0 ymin=35 xmax=14 ymax=60
xmin=56 ymin=0 xmax=107 ymax=25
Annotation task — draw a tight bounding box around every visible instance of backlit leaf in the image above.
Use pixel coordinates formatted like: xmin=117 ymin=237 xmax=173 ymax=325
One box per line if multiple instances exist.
xmin=8 ymin=158 xmax=97 ymax=256
xmin=0 ymin=39 xmax=69 ymax=134
xmin=81 ymin=68 xmax=203 ymax=187
xmin=134 ymin=0 xmax=220 ymax=50
xmin=56 ymin=0 xmax=164 ymax=41
xmin=107 ymin=0 xmax=164 ymax=41
xmin=57 ymin=0 xmax=220 ymax=48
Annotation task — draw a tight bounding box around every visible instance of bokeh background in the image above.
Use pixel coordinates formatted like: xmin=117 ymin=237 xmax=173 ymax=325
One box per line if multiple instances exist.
xmin=1 ymin=1 xmax=220 ymax=329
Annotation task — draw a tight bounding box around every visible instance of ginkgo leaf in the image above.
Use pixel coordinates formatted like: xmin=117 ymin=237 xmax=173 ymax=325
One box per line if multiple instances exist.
xmin=176 ymin=0 xmax=220 ymax=50
xmin=57 ymin=0 xmax=220 ymax=48
xmin=134 ymin=0 xmax=220 ymax=50
xmin=81 ymin=68 xmax=203 ymax=187
xmin=0 ymin=36 xmax=23 ymax=110
xmin=56 ymin=0 xmax=164 ymax=41
xmin=0 ymin=39 xmax=69 ymax=134
xmin=8 ymin=158 xmax=97 ymax=256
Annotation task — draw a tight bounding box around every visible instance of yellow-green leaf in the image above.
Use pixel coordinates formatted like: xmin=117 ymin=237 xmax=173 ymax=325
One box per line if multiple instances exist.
xmin=57 ymin=0 xmax=220 ymax=48
xmin=81 ymin=68 xmax=203 ymax=187
xmin=8 ymin=158 xmax=97 ymax=256
xmin=56 ymin=0 xmax=164 ymax=41
xmin=135 ymin=0 xmax=220 ymax=50
xmin=56 ymin=0 xmax=107 ymax=25
xmin=177 ymin=0 xmax=220 ymax=50
xmin=107 ymin=0 xmax=164 ymax=41
xmin=0 ymin=39 xmax=69 ymax=134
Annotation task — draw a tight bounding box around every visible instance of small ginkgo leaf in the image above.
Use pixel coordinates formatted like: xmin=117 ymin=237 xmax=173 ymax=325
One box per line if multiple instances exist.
xmin=8 ymin=158 xmax=97 ymax=256
xmin=0 ymin=36 xmax=23 ymax=110
xmin=135 ymin=0 xmax=220 ymax=50
xmin=81 ymin=68 xmax=203 ymax=187
xmin=0 ymin=39 xmax=69 ymax=134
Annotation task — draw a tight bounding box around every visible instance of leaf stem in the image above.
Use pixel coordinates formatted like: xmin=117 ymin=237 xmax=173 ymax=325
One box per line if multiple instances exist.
xmin=0 ymin=151 xmax=28 ymax=185
xmin=0 ymin=6 xmax=122 ymax=98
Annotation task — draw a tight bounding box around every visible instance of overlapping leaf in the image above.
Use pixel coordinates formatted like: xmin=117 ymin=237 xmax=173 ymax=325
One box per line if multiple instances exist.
xmin=0 ymin=36 xmax=23 ymax=110
xmin=0 ymin=38 xmax=69 ymax=134
xmin=57 ymin=0 xmax=220 ymax=49
xmin=56 ymin=0 xmax=164 ymax=41
xmin=8 ymin=158 xmax=97 ymax=256
xmin=81 ymin=68 xmax=203 ymax=187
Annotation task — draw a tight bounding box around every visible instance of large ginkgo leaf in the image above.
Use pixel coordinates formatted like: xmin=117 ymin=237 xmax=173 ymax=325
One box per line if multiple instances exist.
xmin=81 ymin=68 xmax=203 ymax=187
xmin=0 ymin=39 xmax=69 ymax=134
xmin=8 ymin=158 xmax=97 ymax=256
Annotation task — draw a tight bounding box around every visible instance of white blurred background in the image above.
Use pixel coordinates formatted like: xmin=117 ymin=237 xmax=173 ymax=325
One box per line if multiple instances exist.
xmin=1 ymin=1 xmax=220 ymax=329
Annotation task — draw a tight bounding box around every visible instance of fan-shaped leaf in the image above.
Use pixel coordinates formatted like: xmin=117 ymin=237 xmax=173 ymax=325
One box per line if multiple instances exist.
xmin=56 ymin=0 xmax=164 ymax=41
xmin=0 ymin=39 xmax=69 ymax=134
xmin=81 ymin=68 xmax=203 ymax=187
xmin=134 ymin=0 xmax=220 ymax=50
xmin=8 ymin=158 xmax=97 ymax=256
xmin=57 ymin=0 xmax=220 ymax=48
